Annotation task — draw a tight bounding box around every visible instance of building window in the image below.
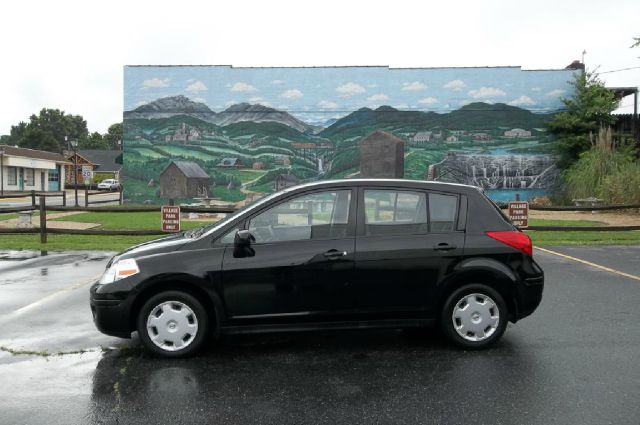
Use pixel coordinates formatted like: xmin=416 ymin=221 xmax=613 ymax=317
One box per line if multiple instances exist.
xmin=7 ymin=167 xmax=17 ymax=185
xmin=25 ymin=168 xmax=35 ymax=186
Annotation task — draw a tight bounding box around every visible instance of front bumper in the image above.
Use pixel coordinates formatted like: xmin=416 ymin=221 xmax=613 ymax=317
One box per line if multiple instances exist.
xmin=90 ymin=282 xmax=134 ymax=339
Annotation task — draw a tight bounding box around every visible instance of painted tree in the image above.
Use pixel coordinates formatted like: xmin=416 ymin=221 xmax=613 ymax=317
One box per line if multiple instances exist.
xmin=547 ymin=71 xmax=619 ymax=168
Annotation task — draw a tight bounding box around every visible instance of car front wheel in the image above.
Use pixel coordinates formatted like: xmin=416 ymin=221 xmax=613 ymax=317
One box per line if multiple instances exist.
xmin=137 ymin=291 xmax=209 ymax=357
xmin=440 ymin=284 xmax=507 ymax=350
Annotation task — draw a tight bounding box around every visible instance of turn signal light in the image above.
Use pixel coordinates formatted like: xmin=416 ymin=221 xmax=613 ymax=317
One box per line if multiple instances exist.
xmin=486 ymin=231 xmax=533 ymax=257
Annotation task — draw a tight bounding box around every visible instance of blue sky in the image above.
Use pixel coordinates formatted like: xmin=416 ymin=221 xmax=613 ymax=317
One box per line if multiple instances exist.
xmin=124 ymin=65 xmax=578 ymax=125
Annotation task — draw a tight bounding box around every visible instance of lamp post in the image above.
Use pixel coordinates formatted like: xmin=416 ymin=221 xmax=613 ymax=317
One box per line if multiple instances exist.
xmin=70 ymin=140 xmax=79 ymax=206
xmin=0 ymin=146 xmax=5 ymax=197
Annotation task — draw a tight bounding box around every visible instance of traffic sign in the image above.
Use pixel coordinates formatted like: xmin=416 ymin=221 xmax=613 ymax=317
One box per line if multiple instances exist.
xmin=161 ymin=206 xmax=181 ymax=232
xmin=508 ymin=201 xmax=529 ymax=228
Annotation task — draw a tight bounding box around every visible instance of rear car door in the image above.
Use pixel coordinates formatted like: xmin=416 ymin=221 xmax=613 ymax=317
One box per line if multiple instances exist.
xmin=221 ymin=188 xmax=356 ymax=323
xmin=340 ymin=187 xmax=465 ymax=317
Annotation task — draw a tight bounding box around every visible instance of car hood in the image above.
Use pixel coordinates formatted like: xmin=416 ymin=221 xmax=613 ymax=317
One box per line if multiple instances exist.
xmin=115 ymin=232 xmax=191 ymax=261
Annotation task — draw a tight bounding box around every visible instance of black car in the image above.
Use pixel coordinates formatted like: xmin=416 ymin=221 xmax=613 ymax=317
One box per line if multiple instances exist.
xmin=91 ymin=179 xmax=543 ymax=357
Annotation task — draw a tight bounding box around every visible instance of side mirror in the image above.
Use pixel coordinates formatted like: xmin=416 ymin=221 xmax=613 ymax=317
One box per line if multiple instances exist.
xmin=233 ymin=230 xmax=255 ymax=258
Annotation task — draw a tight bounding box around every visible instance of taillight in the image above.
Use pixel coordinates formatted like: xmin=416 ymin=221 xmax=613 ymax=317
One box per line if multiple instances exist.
xmin=486 ymin=231 xmax=532 ymax=257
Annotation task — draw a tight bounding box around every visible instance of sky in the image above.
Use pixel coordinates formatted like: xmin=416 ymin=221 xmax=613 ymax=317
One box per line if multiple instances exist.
xmin=0 ymin=0 xmax=638 ymax=134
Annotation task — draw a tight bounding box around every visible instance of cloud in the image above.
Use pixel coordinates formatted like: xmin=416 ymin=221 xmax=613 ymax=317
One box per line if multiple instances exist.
xmin=508 ymin=95 xmax=537 ymax=106
xmin=230 ymin=82 xmax=257 ymax=92
xmin=417 ymin=97 xmax=438 ymax=104
xmin=531 ymin=87 xmax=542 ymax=92
xmin=318 ymin=100 xmax=339 ymax=109
xmin=248 ymin=96 xmax=264 ymax=102
xmin=368 ymin=84 xmax=378 ymax=88
xmin=336 ymin=82 xmax=366 ymax=96
xmin=367 ymin=93 xmax=389 ymax=102
xmin=468 ymin=87 xmax=506 ymax=98
xmin=402 ymin=81 xmax=427 ymax=91
xmin=141 ymin=78 xmax=169 ymax=89
xmin=186 ymin=80 xmax=208 ymax=93
xmin=280 ymin=89 xmax=303 ymax=99
xmin=443 ymin=80 xmax=466 ymax=91
xmin=271 ymin=80 xmax=284 ymax=85
xmin=545 ymin=89 xmax=565 ymax=97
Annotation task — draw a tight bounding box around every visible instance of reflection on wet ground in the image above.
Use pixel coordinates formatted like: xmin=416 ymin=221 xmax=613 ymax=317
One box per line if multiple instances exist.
xmin=0 ymin=248 xmax=640 ymax=424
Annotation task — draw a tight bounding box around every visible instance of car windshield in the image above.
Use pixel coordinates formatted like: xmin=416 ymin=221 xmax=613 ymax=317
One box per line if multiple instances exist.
xmin=187 ymin=190 xmax=285 ymax=239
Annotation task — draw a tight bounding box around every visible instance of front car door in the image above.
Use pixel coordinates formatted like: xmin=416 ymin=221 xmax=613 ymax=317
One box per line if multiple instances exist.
xmin=221 ymin=188 xmax=356 ymax=324
xmin=342 ymin=187 xmax=465 ymax=318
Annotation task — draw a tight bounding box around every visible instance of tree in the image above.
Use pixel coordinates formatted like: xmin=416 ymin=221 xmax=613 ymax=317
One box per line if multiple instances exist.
xmin=103 ymin=122 xmax=123 ymax=149
xmin=547 ymin=70 xmax=619 ymax=168
xmin=81 ymin=131 xmax=109 ymax=149
xmin=2 ymin=108 xmax=89 ymax=152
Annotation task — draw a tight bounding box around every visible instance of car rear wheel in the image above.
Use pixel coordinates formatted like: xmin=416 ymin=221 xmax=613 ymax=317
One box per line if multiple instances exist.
xmin=137 ymin=291 xmax=209 ymax=358
xmin=440 ymin=284 xmax=507 ymax=349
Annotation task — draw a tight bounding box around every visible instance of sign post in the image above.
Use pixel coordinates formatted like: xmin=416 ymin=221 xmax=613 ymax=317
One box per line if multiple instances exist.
xmin=161 ymin=205 xmax=181 ymax=232
xmin=508 ymin=201 xmax=529 ymax=228
xmin=81 ymin=166 xmax=92 ymax=185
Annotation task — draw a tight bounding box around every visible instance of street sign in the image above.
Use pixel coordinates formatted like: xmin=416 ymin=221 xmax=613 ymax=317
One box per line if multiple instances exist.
xmin=81 ymin=166 xmax=92 ymax=183
xmin=161 ymin=206 xmax=181 ymax=232
xmin=508 ymin=201 xmax=529 ymax=228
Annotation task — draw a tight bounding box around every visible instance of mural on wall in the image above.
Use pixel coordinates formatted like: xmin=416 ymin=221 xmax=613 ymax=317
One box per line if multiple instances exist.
xmin=123 ymin=65 xmax=577 ymax=205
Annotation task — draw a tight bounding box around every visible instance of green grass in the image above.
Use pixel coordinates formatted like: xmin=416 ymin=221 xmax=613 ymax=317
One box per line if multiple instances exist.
xmin=0 ymin=212 xmax=40 ymax=221
xmin=528 ymin=230 xmax=640 ymax=246
xmin=528 ymin=219 xmax=607 ymax=227
xmin=131 ymin=148 xmax=167 ymax=159
xmin=221 ymin=169 xmax=267 ymax=183
xmin=51 ymin=211 xmax=211 ymax=230
xmin=0 ymin=234 xmax=160 ymax=251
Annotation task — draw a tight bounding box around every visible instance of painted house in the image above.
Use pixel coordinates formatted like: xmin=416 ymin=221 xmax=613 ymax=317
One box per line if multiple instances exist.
xmin=274 ymin=173 xmax=300 ymax=191
xmin=218 ymin=157 xmax=243 ymax=168
xmin=504 ymin=128 xmax=532 ymax=137
xmin=413 ymin=131 xmax=433 ymax=143
xmin=160 ymin=160 xmax=210 ymax=199
xmin=359 ymin=130 xmax=405 ymax=178
xmin=0 ymin=145 xmax=69 ymax=192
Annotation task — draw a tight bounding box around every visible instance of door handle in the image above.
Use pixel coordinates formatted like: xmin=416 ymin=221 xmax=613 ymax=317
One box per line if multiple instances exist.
xmin=323 ymin=249 xmax=347 ymax=260
xmin=433 ymin=243 xmax=457 ymax=251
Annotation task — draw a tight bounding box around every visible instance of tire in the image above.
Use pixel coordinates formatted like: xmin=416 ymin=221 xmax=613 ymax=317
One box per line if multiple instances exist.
xmin=440 ymin=284 xmax=508 ymax=350
xmin=137 ymin=291 xmax=210 ymax=358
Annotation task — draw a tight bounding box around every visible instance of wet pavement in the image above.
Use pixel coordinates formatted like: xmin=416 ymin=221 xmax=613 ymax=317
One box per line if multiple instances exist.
xmin=0 ymin=247 xmax=639 ymax=424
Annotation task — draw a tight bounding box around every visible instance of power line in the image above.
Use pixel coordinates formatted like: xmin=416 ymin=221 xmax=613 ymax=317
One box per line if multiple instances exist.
xmin=600 ymin=66 xmax=640 ymax=74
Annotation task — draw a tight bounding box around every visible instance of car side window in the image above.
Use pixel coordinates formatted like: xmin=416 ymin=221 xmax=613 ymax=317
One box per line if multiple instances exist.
xmin=429 ymin=193 xmax=458 ymax=232
xmin=364 ymin=190 xmax=428 ymax=236
xmin=248 ymin=190 xmax=351 ymax=243
xmin=218 ymin=227 xmax=239 ymax=244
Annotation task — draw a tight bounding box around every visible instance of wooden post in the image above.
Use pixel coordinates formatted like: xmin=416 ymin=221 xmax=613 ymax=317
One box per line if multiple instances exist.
xmin=62 ymin=191 xmax=67 ymax=206
xmin=39 ymin=195 xmax=47 ymax=244
xmin=85 ymin=187 xmax=89 ymax=207
xmin=169 ymin=198 xmax=175 ymax=206
xmin=119 ymin=187 xmax=123 ymax=205
xmin=31 ymin=190 xmax=36 ymax=207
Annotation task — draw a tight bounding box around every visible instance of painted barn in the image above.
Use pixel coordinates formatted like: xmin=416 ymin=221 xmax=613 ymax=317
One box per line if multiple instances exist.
xmin=359 ymin=130 xmax=405 ymax=178
xmin=160 ymin=160 xmax=210 ymax=199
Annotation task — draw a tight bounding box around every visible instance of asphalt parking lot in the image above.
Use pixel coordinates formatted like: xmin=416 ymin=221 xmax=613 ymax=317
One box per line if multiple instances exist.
xmin=1 ymin=246 xmax=639 ymax=425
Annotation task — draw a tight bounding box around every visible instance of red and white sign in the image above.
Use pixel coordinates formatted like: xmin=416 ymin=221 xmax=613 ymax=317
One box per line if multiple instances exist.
xmin=161 ymin=206 xmax=181 ymax=232
xmin=508 ymin=201 xmax=529 ymax=228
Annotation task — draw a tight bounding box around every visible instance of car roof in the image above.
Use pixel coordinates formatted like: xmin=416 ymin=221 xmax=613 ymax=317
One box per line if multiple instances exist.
xmin=284 ymin=179 xmax=481 ymax=196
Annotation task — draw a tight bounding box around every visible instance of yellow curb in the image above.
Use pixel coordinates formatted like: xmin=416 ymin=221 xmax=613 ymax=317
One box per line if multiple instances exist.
xmin=535 ymin=246 xmax=640 ymax=282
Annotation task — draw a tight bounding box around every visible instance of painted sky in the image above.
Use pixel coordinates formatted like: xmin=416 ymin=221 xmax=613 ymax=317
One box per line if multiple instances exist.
xmin=125 ymin=66 xmax=577 ymax=125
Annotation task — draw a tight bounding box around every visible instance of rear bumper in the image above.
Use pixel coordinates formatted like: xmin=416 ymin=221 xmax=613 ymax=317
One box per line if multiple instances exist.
xmin=90 ymin=283 xmax=133 ymax=339
xmin=513 ymin=274 xmax=544 ymax=321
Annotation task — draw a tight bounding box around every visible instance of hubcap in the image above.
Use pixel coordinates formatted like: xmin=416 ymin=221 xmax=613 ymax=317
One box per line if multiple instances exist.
xmin=146 ymin=301 xmax=199 ymax=352
xmin=451 ymin=293 xmax=500 ymax=342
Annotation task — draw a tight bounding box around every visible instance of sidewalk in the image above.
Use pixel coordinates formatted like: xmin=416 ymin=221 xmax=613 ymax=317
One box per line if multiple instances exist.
xmin=0 ymin=211 xmax=100 ymax=230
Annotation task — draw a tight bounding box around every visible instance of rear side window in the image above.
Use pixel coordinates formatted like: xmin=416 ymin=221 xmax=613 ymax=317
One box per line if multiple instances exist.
xmin=364 ymin=190 xmax=428 ymax=236
xmin=429 ymin=193 xmax=457 ymax=232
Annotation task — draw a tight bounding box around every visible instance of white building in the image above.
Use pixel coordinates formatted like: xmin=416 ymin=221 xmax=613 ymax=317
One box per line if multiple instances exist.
xmin=445 ymin=135 xmax=459 ymax=142
xmin=504 ymin=128 xmax=532 ymax=137
xmin=413 ymin=131 xmax=433 ymax=142
xmin=0 ymin=145 xmax=69 ymax=192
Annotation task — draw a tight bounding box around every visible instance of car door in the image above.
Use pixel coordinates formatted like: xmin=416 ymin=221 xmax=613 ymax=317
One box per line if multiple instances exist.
xmin=340 ymin=187 xmax=465 ymax=317
xmin=221 ymin=188 xmax=356 ymax=323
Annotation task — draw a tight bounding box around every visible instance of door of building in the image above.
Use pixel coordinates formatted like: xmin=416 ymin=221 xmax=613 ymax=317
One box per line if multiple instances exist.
xmin=48 ymin=166 xmax=60 ymax=191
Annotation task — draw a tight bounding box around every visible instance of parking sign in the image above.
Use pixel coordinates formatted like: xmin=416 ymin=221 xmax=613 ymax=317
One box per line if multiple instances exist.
xmin=161 ymin=206 xmax=181 ymax=232
xmin=508 ymin=201 xmax=529 ymax=228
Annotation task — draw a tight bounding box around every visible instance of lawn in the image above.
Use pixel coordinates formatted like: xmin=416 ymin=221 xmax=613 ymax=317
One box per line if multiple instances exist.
xmin=528 ymin=218 xmax=606 ymax=227
xmin=0 ymin=234 xmax=159 ymax=251
xmin=527 ymin=230 xmax=640 ymax=246
xmin=51 ymin=211 xmax=212 ymax=230
xmin=0 ymin=212 xmax=39 ymax=221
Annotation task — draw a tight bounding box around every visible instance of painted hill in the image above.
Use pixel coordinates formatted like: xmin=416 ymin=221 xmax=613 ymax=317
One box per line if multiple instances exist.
xmin=214 ymin=103 xmax=318 ymax=134
xmin=321 ymin=103 xmax=551 ymax=138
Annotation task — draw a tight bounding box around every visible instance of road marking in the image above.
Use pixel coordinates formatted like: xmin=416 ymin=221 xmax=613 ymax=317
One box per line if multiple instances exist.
xmin=0 ymin=274 xmax=101 ymax=324
xmin=535 ymin=246 xmax=640 ymax=282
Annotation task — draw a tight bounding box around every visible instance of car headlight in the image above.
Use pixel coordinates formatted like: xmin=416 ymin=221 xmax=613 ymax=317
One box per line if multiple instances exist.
xmin=99 ymin=258 xmax=140 ymax=284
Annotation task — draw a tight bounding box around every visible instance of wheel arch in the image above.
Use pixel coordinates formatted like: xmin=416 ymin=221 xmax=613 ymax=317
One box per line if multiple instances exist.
xmin=436 ymin=262 xmax=519 ymax=322
xmin=129 ymin=274 xmax=224 ymax=337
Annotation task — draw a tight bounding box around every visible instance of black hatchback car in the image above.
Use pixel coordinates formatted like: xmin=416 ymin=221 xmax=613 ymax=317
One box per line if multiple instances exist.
xmin=91 ymin=179 xmax=544 ymax=357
